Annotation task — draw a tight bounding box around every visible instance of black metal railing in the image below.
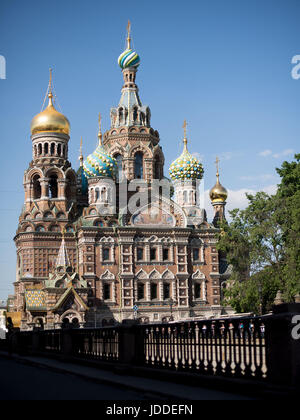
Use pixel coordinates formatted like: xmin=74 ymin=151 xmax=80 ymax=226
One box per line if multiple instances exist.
xmin=3 ymin=304 xmax=300 ymax=389
xmin=72 ymin=328 xmax=119 ymax=362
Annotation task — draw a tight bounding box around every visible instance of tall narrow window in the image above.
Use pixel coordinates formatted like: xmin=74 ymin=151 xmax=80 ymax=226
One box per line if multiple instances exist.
xmin=114 ymin=154 xmax=123 ymax=181
xmin=195 ymin=283 xmax=201 ymax=299
xmin=32 ymin=175 xmax=41 ymax=199
xmin=49 ymin=175 xmax=58 ymax=198
xmin=103 ymin=283 xmax=111 ymax=300
xmin=163 ymin=248 xmax=169 ymax=261
xmin=138 ymin=283 xmax=145 ymax=300
xmin=163 ymin=283 xmax=170 ymax=300
xmin=193 ymin=248 xmax=200 ymax=261
xmin=137 ymin=248 xmax=143 ymax=261
xmin=151 ymin=283 xmax=157 ymax=300
xmin=150 ymin=248 xmax=157 ymax=261
xmin=134 ymin=152 xmax=143 ymax=179
xmin=103 ymin=248 xmax=110 ymax=261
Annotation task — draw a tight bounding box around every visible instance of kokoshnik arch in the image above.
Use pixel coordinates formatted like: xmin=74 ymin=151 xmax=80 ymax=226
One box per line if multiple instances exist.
xmin=9 ymin=23 xmax=232 ymax=330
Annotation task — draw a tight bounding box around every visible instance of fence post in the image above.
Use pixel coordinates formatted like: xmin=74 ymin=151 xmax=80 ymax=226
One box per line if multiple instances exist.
xmin=119 ymin=325 xmax=143 ymax=365
xmin=267 ymin=303 xmax=300 ymax=388
xmin=61 ymin=330 xmax=73 ymax=360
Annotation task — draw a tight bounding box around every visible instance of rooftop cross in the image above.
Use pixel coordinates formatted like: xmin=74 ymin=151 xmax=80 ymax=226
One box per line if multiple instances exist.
xmin=183 ymin=120 xmax=188 ymax=151
xmin=215 ymin=156 xmax=220 ymax=180
xmin=98 ymin=113 xmax=102 ymax=145
xmin=127 ymin=20 xmax=131 ymax=50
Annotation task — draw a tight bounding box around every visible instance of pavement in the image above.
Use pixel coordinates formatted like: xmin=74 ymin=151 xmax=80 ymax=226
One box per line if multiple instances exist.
xmin=0 ymin=351 xmax=255 ymax=400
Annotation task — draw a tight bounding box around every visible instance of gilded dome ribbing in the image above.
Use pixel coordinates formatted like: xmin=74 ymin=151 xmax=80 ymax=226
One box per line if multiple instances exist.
xmin=31 ymin=92 xmax=70 ymax=136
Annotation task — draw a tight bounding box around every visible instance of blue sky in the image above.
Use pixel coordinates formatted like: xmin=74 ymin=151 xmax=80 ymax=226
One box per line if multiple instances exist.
xmin=0 ymin=0 xmax=299 ymax=299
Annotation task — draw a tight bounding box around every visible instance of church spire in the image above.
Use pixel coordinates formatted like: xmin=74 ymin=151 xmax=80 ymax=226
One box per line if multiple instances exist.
xmin=56 ymin=228 xmax=70 ymax=268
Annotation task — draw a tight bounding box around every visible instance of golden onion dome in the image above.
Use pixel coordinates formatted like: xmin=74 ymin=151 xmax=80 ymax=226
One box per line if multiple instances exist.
xmin=209 ymin=173 xmax=228 ymax=203
xmin=31 ymin=92 xmax=70 ymax=136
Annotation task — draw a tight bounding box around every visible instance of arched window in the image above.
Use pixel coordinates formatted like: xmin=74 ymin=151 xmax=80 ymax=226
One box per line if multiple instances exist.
xmin=134 ymin=152 xmax=143 ymax=179
xmin=183 ymin=191 xmax=188 ymax=202
xmin=114 ymin=154 xmax=123 ymax=181
xmin=133 ymin=107 xmax=138 ymax=122
xmin=38 ymin=144 xmax=42 ymax=155
xmin=49 ymin=174 xmax=58 ymax=198
xmin=95 ymin=188 xmax=100 ymax=201
xmin=57 ymin=144 xmax=61 ymax=156
xmin=32 ymin=175 xmax=41 ymax=199
xmin=50 ymin=143 xmax=55 ymax=155
xmin=36 ymin=225 xmax=45 ymax=232
xmin=118 ymin=108 xmax=123 ymax=124
xmin=44 ymin=143 xmax=49 ymax=155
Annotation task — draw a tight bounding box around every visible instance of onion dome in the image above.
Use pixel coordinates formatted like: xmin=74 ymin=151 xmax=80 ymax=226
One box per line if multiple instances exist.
xmin=31 ymin=70 xmax=70 ymax=136
xmin=83 ymin=115 xmax=117 ymax=179
xmin=169 ymin=122 xmax=204 ymax=181
xmin=118 ymin=21 xmax=140 ymax=69
xmin=118 ymin=49 xmax=140 ymax=69
xmin=209 ymin=157 xmax=228 ymax=203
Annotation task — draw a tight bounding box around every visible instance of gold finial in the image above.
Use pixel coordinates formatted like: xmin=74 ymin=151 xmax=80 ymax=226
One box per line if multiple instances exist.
xmin=98 ymin=113 xmax=102 ymax=145
xmin=79 ymin=136 xmax=83 ymax=167
xmin=127 ymin=20 xmax=131 ymax=50
xmin=47 ymin=67 xmax=55 ymax=107
xmin=215 ymin=156 xmax=220 ymax=180
xmin=183 ymin=120 xmax=188 ymax=151
xmin=48 ymin=68 xmax=53 ymax=97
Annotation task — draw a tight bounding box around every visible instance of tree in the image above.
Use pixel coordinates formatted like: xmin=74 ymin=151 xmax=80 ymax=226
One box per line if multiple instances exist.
xmin=218 ymin=154 xmax=300 ymax=314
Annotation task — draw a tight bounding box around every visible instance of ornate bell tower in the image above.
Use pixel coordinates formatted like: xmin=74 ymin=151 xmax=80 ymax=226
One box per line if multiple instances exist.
xmin=22 ymin=69 xmax=78 ymax=217
xmin=14 ymin=70 xmax=79 ymax=296
xmin=103 ymin=21 xmax=165 ymax=183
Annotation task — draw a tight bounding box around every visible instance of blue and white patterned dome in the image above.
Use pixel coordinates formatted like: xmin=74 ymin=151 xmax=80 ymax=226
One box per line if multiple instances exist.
xmin=83 ymin=143 xmax=117 ymax=179
xmin=118 ymin=49 xmax=140 ymax=69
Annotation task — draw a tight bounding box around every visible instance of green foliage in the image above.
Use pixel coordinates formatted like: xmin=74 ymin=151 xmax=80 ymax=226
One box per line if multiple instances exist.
xmin=219 ymin=154 xmax=300 ymax=314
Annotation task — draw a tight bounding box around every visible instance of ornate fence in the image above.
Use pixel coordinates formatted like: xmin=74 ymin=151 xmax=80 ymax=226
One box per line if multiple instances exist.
xmin=3 ymin=303 xmax=300 ymax=389
xmin=141 ymin=317 xmax=267 ymax=380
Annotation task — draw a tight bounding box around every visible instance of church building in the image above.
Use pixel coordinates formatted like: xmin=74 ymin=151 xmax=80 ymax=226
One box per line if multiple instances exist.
xmin=9 ymin=24 xmax=232 ymax=330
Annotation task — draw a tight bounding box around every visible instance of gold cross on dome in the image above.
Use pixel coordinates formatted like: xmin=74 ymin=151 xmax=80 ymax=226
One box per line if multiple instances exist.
xmin=127 ymin=20 xmax=131 ymax=49
xmin=215 ymin=156 xmax=220 ymax=176
xmin=183 ymin=120 xmax=187 ymax=139
xmin=98 ymin=112 xmax=101 ymax=133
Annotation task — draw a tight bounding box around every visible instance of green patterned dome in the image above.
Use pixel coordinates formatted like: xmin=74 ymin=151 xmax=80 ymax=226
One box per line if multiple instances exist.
xmin=169 ymin=139 xmax=204 ymax=181
xmin=83 ymin=143 xmax=117 ymax=179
